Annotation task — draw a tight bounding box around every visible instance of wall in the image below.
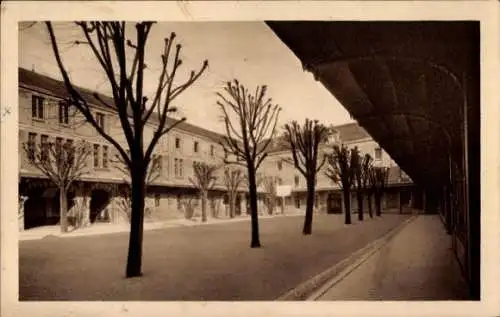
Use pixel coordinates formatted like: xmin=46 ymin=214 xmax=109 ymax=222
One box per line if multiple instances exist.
xmin=19 ymin=86 xmax=226 ymax=189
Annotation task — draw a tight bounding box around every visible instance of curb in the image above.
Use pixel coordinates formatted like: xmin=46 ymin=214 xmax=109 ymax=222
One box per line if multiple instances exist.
xmin=275 ymin=215 xmax=418 ymax=301
xmin=19 ymin=213 xmax=305 ymax=241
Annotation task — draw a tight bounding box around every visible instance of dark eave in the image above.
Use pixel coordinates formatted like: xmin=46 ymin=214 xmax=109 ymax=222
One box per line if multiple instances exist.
xmin=266 ymin=21 xmax=479 ymax=189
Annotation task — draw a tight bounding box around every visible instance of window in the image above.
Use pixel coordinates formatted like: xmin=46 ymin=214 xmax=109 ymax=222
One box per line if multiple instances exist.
xmin=175 ymin=137 xmax=181 ymax=149
xmin=210 ymin=145 xmax=215 ymax=157
xmin=179 ymin=159 xmax=184 ymax=177
xmin=278 ymin=178 xmax=283 ymax=185
xmin=102 ymin=145 xmax=108 ymax=168
xmin=93 ymin=144 xmax=100 ymax=168
xmin=294 ymin=175 xmax=300 ymax=187
xmin=174 ymin=158 xmax=179 ymax=177
xmin=31 ymin=95 xmax=45 ymax=120
xmin=177 ymin=194 xmax=182 ymax=210
xmin=155 ymin=193 xmax=161 ymax=207
xmin=27 ymin=133 xmax=37 ymax=160
xmin=277 ymin=161 xmax=282 ymax=170
xmin=55 ymin=137 xmax=63 ymax=155
xmin=58 ymin=101 xmax=69 ymax=125
xmin=194 ymin=141 xmax=199 ymax=153
xmin=158 ymin=155 xmax=163 ymax=173
xmin=153 ymin=155 xmax=162 ymax=175
xmin=65 ymin=139 xmax=75 ymax=165
xmin=375 ymin=147 xmax=382 ymax=160
xmin=174 ymin=158 xmax=183 ymax=178
xmin=40 ymin=135 xmax=49 ymax=162
xmin=400 ymin=168 xmax=410 ymax=181
xmin=96 ymin=112 xmax=105 ymax=130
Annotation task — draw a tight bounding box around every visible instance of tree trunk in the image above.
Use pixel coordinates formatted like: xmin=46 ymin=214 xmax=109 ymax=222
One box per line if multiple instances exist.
xmin=367 ymin=193 xmax=373 ymax=218
xmin=343 ymin=188 xmax=352 ymax=224
xmin=201 ymin=190 xmax=207 ymax=222
xmin=229 ymin=193 xmax=235 ymax=218
xmin=303 ymin=177 xmax=315 ymax=235
xmin=357 ymin=189 xmax=364 ymax=221
xmin=59 ymin=188 xmax=68 ymax=233
xmin=247 ymin=164 xmax=261 ymax=248
xmin=375 ymin=191 xmax=382 ymax=217
xmin=126 ymin=165 xmax=146 ymax=278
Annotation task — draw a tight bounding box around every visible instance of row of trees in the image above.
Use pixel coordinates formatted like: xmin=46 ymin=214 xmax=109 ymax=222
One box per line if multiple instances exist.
xmin=282 ymin=120 xmax=390 ymax=233
xmin=325 ymin=144 xmax=390 ymax=225
xmin=42 ymin=21 xmax=391 ymax=278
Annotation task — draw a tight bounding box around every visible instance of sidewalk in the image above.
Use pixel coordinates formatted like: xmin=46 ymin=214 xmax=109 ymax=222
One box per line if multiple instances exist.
xmin=19 ymin=211 xmax=304 ymax=241
xmin=311 ymin=214 xmax=469 ymax=300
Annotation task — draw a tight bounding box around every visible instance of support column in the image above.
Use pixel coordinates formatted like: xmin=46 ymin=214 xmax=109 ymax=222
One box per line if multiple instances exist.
xmin=409 ymin=191 xmax=413 ymax=209
xmin=398 ymin=190 xmax=403 ymax=214
xmin=19 ymin=196 xmax=28 ymax=231
xmin=109 ymin=187 xmax=118 ymax=224
xmin=445 ymin=186 xmax=452 ymax=234
xmin=69 ymin=185 xmax=91 ymax=228
xmin=240 ymin=193 xmax=246 ymax=216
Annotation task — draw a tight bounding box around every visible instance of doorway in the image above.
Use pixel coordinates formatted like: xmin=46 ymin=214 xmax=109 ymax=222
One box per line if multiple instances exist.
xmin=90 ymin=189 xmax=111 ymax=223
xmin=327 ymin=192 xmax=342 ymax=214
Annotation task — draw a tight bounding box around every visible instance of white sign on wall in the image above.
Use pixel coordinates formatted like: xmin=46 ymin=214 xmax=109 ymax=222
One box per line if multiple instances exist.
xmin=276 ymin=185 xmax=292 ymax=197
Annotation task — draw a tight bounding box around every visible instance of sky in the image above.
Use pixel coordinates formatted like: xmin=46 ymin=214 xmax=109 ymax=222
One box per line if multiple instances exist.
xmin=19 ymin=21 xmax=353 ymax=135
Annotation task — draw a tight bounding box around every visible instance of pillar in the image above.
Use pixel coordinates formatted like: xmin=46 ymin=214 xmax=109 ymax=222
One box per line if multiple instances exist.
xmin=240 ymin=193 xmax=246 ymax=216
xmin=109 ymin=187 xmax=120 ymax=224
xmin=19 ymin=196 xmax=28 ymax=231
xmin=398 ymin=190 xmax=403 ymax=214
xmin=70 ymin=190 xmax=90 ymax=228
xmin=409 ymin=191 xmax=413 ymax=209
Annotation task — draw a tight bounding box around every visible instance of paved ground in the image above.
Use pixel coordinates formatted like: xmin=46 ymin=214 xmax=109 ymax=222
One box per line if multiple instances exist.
xmin=315 ymin=215 xmax=469 ymax=300
xmin=19 ymin=213 xmax=410 ymax=301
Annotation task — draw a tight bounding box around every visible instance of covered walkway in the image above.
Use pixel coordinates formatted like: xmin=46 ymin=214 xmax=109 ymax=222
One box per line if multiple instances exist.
xmin=267 ymin=21 xmax=480 ymax=299
xmin=312 ymin=215 xmax=469 ymax=300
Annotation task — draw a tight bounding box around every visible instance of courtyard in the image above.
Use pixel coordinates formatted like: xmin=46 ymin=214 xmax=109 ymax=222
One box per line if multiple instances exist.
xmin=19 ymin=213 xmax=411 ymax=301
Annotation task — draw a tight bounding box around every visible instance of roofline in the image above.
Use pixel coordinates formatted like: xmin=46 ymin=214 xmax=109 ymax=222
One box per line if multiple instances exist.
xmin=18 ymin=67 xmax=227 ymax=144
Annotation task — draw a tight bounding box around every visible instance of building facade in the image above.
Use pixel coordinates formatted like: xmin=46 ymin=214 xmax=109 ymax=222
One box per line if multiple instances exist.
xmin=261 ymin=123 xmax=417 ymax=215
xmin=18 ymin=68 xmax=416 ymax=231
xmin=18 ymin=68 xmax=252 ymax=230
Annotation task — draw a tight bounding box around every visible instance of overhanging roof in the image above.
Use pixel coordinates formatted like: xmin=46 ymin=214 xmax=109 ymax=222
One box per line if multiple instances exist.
xmin=267 ymin=21 xmax=479 ymax=188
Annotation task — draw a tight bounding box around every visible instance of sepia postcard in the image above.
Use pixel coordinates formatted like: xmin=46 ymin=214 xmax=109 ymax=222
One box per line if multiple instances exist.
xmin=1 ymin=1 xmax=499 ymax=317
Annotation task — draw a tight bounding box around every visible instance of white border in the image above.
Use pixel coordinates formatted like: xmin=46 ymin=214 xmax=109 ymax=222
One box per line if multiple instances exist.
xmin=2 ymin=1 xmax=499 ymax=317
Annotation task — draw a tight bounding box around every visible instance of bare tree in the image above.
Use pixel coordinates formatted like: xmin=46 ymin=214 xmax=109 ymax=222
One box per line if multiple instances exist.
xmin=351 ymin=147 xmax=363 ymax=221
xmin=261 ymin=176 xmax=281 ymax=215
xmin=325 ymin=144 xmax=356 ymax=225
xmin=370 ymin=166 xmax=389 ymax=217
xmin=223 ymin=167 xmax=245 ymax=218
xmin=46 ymin=21 xmax=208 ymax=277
xmin=283 ymin=119 xmax=330 ymax=235
xmin=113 ymin=152 xmax=162 ymax=222
xmin=189 ymin=162 xmax=218 ymax=222
xmin=360 ymin=154 xmax=374 ymax=218
xmin=22 ymin=139 xmax=91 ymax=232
xmin=217 ymin=80 xmax=281 ymax=248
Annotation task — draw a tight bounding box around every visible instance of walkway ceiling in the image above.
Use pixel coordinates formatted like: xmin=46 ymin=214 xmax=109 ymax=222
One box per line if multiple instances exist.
xmin=266 ymin=21 xmax=479 ymax=189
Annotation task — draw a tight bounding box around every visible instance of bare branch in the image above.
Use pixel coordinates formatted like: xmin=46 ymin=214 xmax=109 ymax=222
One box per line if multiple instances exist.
xmin=22 ymin=139 xmax=91 ymax=191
